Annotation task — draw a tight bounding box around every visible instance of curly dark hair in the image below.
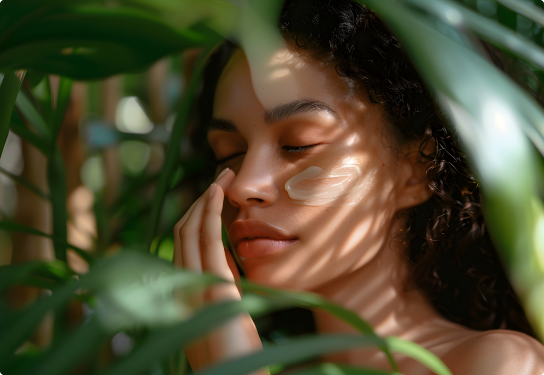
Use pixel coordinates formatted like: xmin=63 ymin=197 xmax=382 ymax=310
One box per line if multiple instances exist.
xmin=195 ymin=0 xmax=535 ymax=336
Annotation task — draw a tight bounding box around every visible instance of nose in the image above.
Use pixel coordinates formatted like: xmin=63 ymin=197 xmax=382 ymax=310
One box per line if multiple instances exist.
xmin=225 ymin=151 xmax=278 ymax=209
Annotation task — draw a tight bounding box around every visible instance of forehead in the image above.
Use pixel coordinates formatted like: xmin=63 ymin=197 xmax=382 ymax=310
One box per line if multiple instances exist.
xmin=213 ymin=47 xmax=365 ymax=119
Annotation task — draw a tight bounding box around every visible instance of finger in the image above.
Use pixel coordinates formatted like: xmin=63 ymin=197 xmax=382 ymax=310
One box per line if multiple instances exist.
xmin=224 ymin=247 xmax=241 ymax=281
xmin=177 ymin=193 xmax=209 ymax=307
xmin=225 ymin=247 xmax=242 ymax=296
xmin=200 ymin=184 xmax=233 ymax=280
xmin=179 ymin=190 xmax=209 ymax=272
xmin=213 ymin=167 xmax=235 ymax=192
xmin=177 ymin=168 xmax=235 ymax=272
xmin=173 ymin=199 xmax=200 ymax=268
xmin=175 ymin=167 xmax=234 ymax=240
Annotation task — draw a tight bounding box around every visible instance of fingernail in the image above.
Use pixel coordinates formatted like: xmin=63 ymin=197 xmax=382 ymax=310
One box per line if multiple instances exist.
xmin=208 ymin=183 xmax=216 ymax=200
xmin=215 ymin=168 xmax=229 ymax=181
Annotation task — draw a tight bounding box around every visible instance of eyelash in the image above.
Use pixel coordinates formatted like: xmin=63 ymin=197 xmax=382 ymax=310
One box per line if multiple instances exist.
xmin=282 ymin=144 xmax=321 ymax=153
xmin=215 ymin=144 xmax=321 ymax=165
xmin=215 ymin=152 xmax=245 ymax=166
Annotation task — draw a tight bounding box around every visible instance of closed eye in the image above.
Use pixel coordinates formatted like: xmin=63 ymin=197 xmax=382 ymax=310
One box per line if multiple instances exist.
xmin=282 ymin=144 xmax=321 ymax=153
xmin=215 ymin=144 xmax=321 ymax=165
xmin=215 ymin=152 xmax=245 ymax=166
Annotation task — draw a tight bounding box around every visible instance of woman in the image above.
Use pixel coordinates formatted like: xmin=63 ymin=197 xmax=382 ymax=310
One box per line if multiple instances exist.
xmin=174 ymin=1 xmax=544 ymax=373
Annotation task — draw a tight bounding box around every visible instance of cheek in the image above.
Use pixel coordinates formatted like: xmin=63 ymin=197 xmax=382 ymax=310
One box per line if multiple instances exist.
xmin=243 ymin=169 xmax=397 ymax=291
xmin=284 ymin=164 xmax=378 ymax=207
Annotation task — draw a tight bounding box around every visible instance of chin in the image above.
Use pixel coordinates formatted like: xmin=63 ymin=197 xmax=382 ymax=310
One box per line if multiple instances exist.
xmin=242 ymin=259 xmax=327 ymax=292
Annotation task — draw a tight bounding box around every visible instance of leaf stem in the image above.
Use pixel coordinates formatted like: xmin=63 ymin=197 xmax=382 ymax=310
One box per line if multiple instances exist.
xmin=146 ymin=45 xmax=215 ymax=250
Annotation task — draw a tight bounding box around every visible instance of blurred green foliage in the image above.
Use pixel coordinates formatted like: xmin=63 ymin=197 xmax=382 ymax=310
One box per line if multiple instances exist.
xmin=1 ymin=0 xmax=544 ymax=374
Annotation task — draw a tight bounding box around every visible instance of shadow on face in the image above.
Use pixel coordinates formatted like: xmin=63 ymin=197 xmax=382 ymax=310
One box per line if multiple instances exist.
xmin=207 ymin=46 xmax=431 ymax=291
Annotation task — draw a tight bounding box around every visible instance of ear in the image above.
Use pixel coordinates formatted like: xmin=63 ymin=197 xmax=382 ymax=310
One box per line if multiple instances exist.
xmin=395 ymin=138 xmax=435 ymax=210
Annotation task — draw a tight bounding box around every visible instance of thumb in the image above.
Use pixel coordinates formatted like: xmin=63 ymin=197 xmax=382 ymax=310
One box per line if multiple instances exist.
xmin=224 ymin=247 xmax=242 ymax=295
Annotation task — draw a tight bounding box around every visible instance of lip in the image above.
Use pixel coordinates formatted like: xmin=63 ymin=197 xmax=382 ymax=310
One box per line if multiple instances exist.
xmin=229 ymin=219 xmax=298 ymax=259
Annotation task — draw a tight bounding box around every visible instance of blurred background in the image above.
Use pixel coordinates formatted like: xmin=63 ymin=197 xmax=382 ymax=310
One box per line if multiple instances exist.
xmin=3 ymin=0 xmax=544 ymax=374
xmin=0 ymin=53 xmax=207 ymax=371
xmin=2 ymin=56 xmax=190 ymax=268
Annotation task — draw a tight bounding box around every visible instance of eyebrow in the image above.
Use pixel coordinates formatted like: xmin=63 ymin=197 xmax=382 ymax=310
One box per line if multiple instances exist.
xmin=208 ymin=118 xmax=237 ymax=132
xmin=208 ymin=99 xmax=338 ymax=132
xmin=264 ymin=99 xmax=339 ymax=125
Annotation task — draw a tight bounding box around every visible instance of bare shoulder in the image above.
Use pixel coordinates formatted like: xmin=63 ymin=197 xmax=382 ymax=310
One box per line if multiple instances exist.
xmin=444 ymin=329 xmax=544 ymax=375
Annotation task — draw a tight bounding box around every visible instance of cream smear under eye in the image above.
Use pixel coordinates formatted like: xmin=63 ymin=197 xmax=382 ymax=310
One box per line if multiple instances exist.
xmin=285 ymin=165 xmax=375 ymax=206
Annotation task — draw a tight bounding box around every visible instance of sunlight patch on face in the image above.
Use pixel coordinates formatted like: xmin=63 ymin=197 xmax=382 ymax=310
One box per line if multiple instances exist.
xmin=285 ymin=165 xmax=377 ymax=206
xmin=339 ymin=219 xmax=374 ymax=258
xmin=246 ymin=46 xmax=300 ymax=108
xmin=345 ymin=134 xmax=359 ymax=146
xmin=270 ymin=68 xmax=291 ymax=79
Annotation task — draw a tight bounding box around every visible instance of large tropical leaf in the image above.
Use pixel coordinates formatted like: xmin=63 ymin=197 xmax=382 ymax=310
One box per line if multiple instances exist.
xmin=0 ymin=2 xmax=213 ymax=79
xmin=361 ymin=0 xmax=544 ymax=338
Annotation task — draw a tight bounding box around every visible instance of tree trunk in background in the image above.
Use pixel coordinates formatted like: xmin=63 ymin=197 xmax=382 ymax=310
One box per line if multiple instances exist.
xmin=11 ymin=140 xmax=53 ymax=268
xmin=9 ymin=78 xmax=92 ymax=349
xmin=101 ymin=77 xmax=121 ymax=206
xmin=147 ymin=59 xmax=168 ymax=179
xmin=58 ymin=81 xmax=95 ymax=275
xmin=10 ymin=139 xmax=54 ymax=347
xmin=149 ymin=59 xmax=168 ymax=125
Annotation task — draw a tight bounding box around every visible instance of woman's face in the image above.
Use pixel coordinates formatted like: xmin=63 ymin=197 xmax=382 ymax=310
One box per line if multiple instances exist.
xmin=208 ymin=47 xmax=422 ymax=291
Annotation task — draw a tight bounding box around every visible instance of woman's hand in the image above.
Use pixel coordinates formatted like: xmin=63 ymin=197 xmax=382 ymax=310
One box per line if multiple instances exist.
xmin=173 ymin=168 xmax=265 ymax=373
xmin=174 ymin=167 xmax=239 ymax=302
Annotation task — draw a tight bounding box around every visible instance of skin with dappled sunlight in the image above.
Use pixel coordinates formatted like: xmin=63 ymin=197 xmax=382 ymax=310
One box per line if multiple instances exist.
xmin=174 ymin=46 xmax=544 ymax=374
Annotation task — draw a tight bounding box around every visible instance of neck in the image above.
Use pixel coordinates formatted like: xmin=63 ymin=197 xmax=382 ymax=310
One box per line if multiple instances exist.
xmin=312 ymin=216 xmax=455 ymax=342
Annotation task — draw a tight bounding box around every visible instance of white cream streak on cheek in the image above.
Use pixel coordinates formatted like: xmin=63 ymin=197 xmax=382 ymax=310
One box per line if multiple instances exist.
xmin=285 ymin=165 xmax=377 ymax=206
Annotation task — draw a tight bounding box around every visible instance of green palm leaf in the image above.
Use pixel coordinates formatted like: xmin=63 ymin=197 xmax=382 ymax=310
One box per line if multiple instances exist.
xmin=285 ymin=363 xmax=402 ymax=375
xmin=0 ymin=71 xmax=24 ymax=156
xmin=198 ymin=335 xmax=386 ymax=375
xmin=0 ymin=165 xmax=47 ymax=200
xmin=0 ymin=220 xmax=94 ymax=265
xmin=0 ymin=5 xmax=211 ymax=80
xmin=361 ymin=0 xmax=544 ymax=338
